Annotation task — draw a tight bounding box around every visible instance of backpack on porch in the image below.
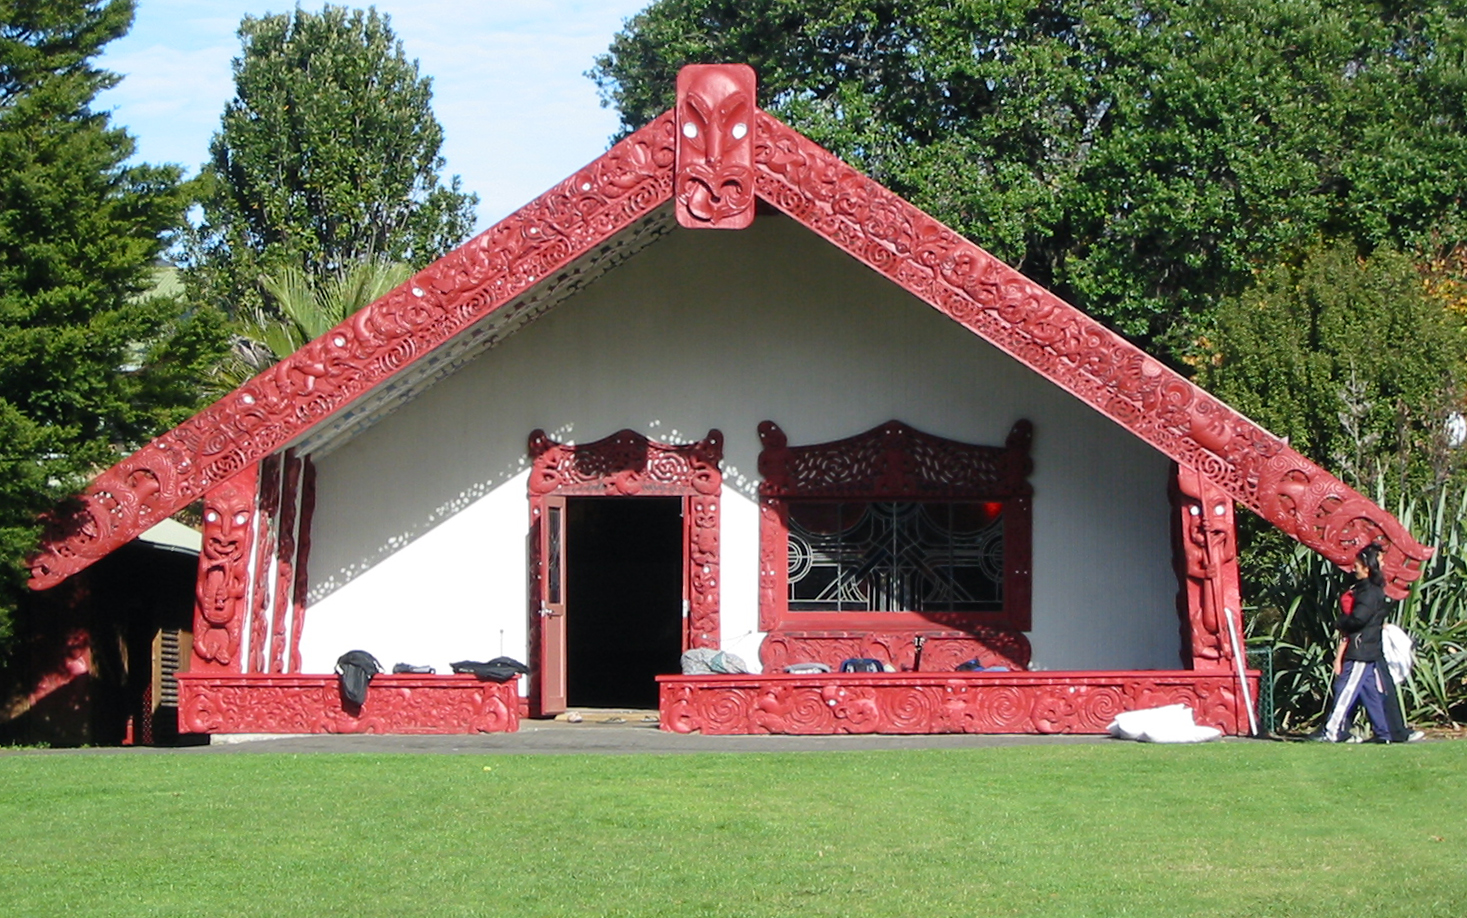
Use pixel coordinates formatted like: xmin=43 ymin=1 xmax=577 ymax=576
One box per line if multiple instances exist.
xmin=839 ymin=657 xmax=884 ymax=673
xmin=335 ymin=650 xmax=382 ymax=706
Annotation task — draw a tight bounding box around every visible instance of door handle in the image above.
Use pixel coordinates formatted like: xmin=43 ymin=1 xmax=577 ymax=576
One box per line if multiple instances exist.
xmin=538 ymin=604 xmax=563 ymax=618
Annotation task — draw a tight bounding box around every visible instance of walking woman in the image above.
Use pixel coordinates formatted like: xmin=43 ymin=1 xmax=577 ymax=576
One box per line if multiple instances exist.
xmin=1312 ymin=544 xmax=1414 ymax=743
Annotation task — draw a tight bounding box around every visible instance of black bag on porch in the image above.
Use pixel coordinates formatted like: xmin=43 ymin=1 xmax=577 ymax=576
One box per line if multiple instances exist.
xmin=839 ymin=657 xmax=884 ymax=673
xmin=451 ymin=657 xmax=529 ymax=683
xmin=336 ymin=651 xmax=383 ymax=706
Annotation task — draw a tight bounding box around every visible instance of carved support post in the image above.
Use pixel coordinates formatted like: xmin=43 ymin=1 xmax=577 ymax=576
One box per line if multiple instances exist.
xmin=287 ymin=456 xmax=317 ymax=674
xmin=192 ymin=465 xmax=260 ymax=673
xmin=270 ymin=451 xmax=303 ymax=673
xmin=1170 ymin=464 xmax=1243 ymax=672
xmin=247 ymin=454 xmax=282 ymax=673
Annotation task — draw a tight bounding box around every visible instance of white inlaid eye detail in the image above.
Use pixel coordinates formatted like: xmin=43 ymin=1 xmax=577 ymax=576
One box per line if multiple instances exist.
xmin=241 ymin=394 xmax=255 ymax=405
xmin=412 ymin=287 xmax=424 ymax=297
xmin=234 ymin=512 xmax=250 ymax=525
xmin=581 ymin=182 xmax=592 ymax=192
xmin=205 ymin=511 xmax=219 ymax=523
xmin=333 ymin=335 xmax=346 ymax=347
xmin=682 ymin=122 xmax=699 ymax=138
xmin=731 ymin=122 xmax=748 ymax=140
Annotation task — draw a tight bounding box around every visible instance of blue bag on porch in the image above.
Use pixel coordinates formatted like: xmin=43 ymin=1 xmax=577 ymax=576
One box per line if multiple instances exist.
xmin=839 ymin=657 xmax=884 ymax=673
xmin=336 ymin=650 xmax=382 ymax=706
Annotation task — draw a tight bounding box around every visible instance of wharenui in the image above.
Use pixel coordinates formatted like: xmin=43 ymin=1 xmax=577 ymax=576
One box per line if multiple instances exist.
xmin=30 ymin=65 xmax=1431 ymax=739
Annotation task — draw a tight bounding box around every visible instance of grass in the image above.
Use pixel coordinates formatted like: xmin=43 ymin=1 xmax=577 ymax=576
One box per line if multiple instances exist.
xmin=2 ymin=743 xmax=1465 ymax=917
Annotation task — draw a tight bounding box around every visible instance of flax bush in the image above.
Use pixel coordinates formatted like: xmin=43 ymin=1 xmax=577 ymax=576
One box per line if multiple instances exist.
xmin=1253 ymin=487 xmax=1467 ymax=731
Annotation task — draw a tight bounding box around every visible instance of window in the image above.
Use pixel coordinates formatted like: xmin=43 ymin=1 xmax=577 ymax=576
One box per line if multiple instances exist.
xmin=758 ymin=420 xmax=1033 ymax=632
xmin=786 ymin=500 xmax=1005 ymax=612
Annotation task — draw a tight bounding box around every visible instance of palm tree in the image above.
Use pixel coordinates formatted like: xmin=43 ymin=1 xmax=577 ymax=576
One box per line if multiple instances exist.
xmin=211 ymin=259 xmax=411 ymax=393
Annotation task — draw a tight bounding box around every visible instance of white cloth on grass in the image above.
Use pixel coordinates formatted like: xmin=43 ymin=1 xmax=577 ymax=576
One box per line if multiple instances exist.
xmin=1107 ymin=704 xmax=1222 ymax=744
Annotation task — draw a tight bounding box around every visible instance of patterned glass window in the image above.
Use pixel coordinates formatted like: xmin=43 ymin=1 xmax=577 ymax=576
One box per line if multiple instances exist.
xmin=786 ymin=501 xmax=1004 ymax=612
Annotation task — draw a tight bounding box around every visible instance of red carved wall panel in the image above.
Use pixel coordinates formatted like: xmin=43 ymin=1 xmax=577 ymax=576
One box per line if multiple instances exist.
xmin=288 ymin=457 xmax=316 ymax=674
xmin=177 ymin=673 xmax=519 ymax=734
xmin=1171 ymin=464 xmax=1244 ymax=671
xmin=759 ymin=629 xmax=1030 ymax=673
xmin=527 ymin=429 xmax=724 ymax=699
xmin=33 ymin=63 xmax=1429 ymax=607
xmin=29 ymin=113 xmax=679 ymax=590
xmin=748 ymin=110 xmax=1431 ymax=597
xmin=659 ymin=670 xmax=1256 ymax=736
xmin=757 ymin=420 xmax=1034 ymax=671
xmin=192 ymin=466 xmax=259 ymax=672
xmin=247 ymin=454 xmax=281 ymax=673
xmin=675 ymin=63 xmax=756 ymax=229
xmin=270 ymin=452 xmax=302 ymax=673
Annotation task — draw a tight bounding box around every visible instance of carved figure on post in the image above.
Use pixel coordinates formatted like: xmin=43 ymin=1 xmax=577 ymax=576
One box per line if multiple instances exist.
xmin=193 ymin=467 xmax=259 ymax=670
xmin=1172 ymin=465 xmax=1241 ymax=670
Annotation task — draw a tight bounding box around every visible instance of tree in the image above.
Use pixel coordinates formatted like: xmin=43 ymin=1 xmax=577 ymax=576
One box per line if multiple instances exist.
xmin=211 ymin=258 xmax=411 ymax=395
xmin=188 ymin=4 xmax=477 ymax=317
xmin=0 ymin=0 xmax=229 ymax=646
xmin=591 ymin=0 xmax=1467 ymax=360
xmin=1203 ymin=244 xmax=1467 ymax=496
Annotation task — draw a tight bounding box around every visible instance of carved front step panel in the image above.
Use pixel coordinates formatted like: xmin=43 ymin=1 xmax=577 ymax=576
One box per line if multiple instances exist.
xmin=658 ymin=670 xmax=1258 ymax=736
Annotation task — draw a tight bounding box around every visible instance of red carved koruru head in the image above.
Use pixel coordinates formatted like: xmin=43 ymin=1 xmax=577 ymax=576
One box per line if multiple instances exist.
xmin=675 ymin=63 xmax=757 ymax=229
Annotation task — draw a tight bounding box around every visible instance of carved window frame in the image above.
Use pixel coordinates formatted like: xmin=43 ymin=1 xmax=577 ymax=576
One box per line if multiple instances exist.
xmin=758 ymin=420 xmax=1033 ymax=633
xmin=527 ymin=428 xmax=724 ymax=652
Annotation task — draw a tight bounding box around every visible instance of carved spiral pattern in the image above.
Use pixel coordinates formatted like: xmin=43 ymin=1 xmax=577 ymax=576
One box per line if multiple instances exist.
xmin=697 ymin=688 xmax=752 ymax=734
xmin=781 ymin=687 xmax=837 ymax=733
xmin=1079 ymin=687 xmax=1128 ymax=731
xmin=880 ymin=686 xmax=936 ymax=732
xmin=988 ymin=685 xmax=1031 ymax=731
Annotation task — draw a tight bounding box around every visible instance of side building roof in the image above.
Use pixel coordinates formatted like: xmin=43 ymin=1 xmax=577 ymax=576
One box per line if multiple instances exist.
xmin=30 ymin=64 xmax=1432 ymax=598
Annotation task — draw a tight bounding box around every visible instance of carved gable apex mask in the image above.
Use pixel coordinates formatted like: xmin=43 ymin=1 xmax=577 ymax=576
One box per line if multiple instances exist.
xmin=675 ymin=64 xmax=757 ymax=230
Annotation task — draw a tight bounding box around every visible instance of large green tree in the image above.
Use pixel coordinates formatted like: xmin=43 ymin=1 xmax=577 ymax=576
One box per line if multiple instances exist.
xmin=0 ymin=0 xmax=229 ymax=645
xmin=591 ymin=0 xmax=1467 ymax=358
xmin=188 ymin=4 xmax=477 ymax=317
xmin=1203 ymin=243 xmax=1467 ymax=493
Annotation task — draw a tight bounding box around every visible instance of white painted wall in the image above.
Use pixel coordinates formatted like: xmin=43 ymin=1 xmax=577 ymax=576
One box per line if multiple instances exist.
xmin=300 ymin=213 xmax=1182 ymax=677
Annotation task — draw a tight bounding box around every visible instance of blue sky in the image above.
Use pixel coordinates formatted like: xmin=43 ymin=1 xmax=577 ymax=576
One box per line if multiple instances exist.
xmin=97 ymin=1 xmax=652 ymax=232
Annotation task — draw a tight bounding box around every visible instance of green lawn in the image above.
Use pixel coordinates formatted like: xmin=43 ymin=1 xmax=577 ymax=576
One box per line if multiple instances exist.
xmin=2 ymin=742 xmax=1464 ymax=917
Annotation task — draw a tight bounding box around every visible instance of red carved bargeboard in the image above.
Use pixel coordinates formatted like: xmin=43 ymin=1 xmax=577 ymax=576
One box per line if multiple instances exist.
xmin=747 ymin=109 xmax=1432 ymax=597
xmin=658 ymin=671 xmax=1257 ymax=736
xmin=176 ymin=673 xmax=519 ymax=734
xmin=33 ymin=64 xmax=1431 ymax=602
xmin=28 ymin=112 xmax=680 ymax=590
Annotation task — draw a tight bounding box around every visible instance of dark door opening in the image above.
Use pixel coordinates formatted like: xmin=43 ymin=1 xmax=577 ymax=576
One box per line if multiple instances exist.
xmin=565 ymin=496 xmax=684 ymax=708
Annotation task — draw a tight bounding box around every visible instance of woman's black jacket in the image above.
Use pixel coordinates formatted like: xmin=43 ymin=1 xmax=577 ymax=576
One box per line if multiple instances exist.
xmin=1336 ymin=579 xmax=1388 ymax=662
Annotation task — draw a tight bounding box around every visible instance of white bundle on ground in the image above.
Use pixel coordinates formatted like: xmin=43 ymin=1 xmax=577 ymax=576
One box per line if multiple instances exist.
xmin=1106 ymin=703 xmax=1222 ymax=744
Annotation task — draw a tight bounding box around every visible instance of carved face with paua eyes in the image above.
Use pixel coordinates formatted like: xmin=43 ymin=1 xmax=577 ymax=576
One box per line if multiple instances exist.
xmin=675 ymin=64 xmax=757 ymax=229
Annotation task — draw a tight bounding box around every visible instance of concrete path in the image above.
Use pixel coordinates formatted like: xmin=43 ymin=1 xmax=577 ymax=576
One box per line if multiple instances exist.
xmin=9 ymin=719 xmax=1147 ymax=755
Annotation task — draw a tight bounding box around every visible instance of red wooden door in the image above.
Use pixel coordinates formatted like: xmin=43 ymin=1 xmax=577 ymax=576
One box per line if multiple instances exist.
xmin=538 ymin=495 xmax=569 ymax=715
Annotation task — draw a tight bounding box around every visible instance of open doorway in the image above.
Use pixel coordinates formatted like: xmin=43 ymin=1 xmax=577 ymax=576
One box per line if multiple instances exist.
xmin=565 ymin=497 xmax=684 ymax=708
